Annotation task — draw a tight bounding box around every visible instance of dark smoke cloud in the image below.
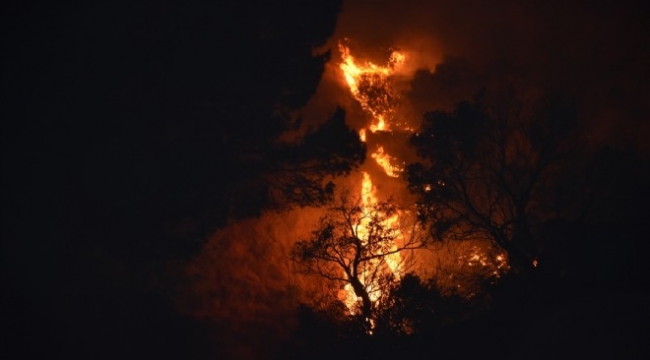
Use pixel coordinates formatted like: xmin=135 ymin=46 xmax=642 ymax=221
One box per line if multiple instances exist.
xmin=185 ymin=2 xmax=649 ymax=357
xmin=330 ymin=0 xmax=650 ymax=151
xmin=179 ymin=207 xmax=327 ymax=359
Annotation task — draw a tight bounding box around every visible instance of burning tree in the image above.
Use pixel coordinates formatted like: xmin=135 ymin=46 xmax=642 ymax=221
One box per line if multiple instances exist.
xmin=291 ymin=191 xmax=425 ymax=329
xmin=406 ymin=95 xmax=578 ymax=275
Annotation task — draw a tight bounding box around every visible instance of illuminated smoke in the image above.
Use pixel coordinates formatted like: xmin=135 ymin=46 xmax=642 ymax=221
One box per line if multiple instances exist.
xmin=176 ymin=0 xmax=650 ymax=353
xmin=335 ymin=41 xmax=509 ymax=308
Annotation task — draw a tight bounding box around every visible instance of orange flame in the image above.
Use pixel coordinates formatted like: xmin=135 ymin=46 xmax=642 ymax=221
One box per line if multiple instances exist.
xmin=371 ymin=146 xmax=404 ymax=178
xmin=339 ymin=42 xmax=403 ymax=135
xmin=339 ymin=41 xmax=408 ymax=179
xmin=338 ymin=40 xmax=509 ymax=312
xmin=339 ymin=172 xmax=404 ymax=313
xmin=338 ymin=41 xmax=410 ymax=313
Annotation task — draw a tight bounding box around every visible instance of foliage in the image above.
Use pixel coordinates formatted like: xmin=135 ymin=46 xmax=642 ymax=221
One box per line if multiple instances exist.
xmin=406 ymin=95 xmax=578 ymax=273
xmin=374 ymin=273 xmax=466 ymax=337
xmin=259 ymin=108 xmax=366 ymax=209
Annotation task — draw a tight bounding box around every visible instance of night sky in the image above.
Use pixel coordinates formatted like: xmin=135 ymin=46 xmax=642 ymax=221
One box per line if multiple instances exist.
xmin=2 ymin=1 xmax=650 ymax=359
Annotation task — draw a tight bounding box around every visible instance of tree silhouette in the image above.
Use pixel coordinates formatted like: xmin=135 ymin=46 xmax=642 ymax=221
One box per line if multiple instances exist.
xmin=374 ymin=273 xmax=465 ymax=337
xmin=292 ymin=191 xmax=425 ymax=330
xmin=251 ymin=107 xmax=366 ymax=210
xmin=2 ymin=2 xmax=358 ymax=358
xmin=406 ymin=95 xmax=578 ymax=274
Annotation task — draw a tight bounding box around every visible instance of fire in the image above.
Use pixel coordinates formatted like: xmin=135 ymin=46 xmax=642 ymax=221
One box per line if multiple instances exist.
xmin=339 ymin=41 xmax=408 ymax=178
xmin=339 ymin=41 xmax=404 ymax=135
xmin=337 ymin=39 xmax=510 ymax=318
xmin=338 ymin=41 xmax=409 ymax=314
xmin=369 ymin=116 xmax=388 ymax=132
xmin=371 ymin=146 xmax=404 ymax=178
xmin=359 ymin=172 xmax=402 ymax=277
xmin=340 ymin=172 xmax=404 ymax=313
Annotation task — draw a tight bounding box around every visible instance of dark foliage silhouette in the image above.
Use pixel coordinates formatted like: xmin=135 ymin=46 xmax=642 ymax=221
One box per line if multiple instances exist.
xmin=406 ymin=94 xmax=579 ymax=274
xmin=1 ymin=1 xmax=355 ymax=359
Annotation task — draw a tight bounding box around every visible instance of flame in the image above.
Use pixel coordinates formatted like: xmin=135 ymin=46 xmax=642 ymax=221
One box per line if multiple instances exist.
xmin=457 ymin=245 xmax=509 ymax=280
xmin=359 ymin=128 xmax=367 ymax=142
xmin=371 ymin=146 xmax=404 ymax=178
xmin=338 ymin=40 xmax=509 ymax=314
xmin=360 ymin=172 xmax=402 ymax=277
xmin=339 ymin=41 xmax=408 ymax=178
xmin=340 ymin=172 xmax=403 ymax=313
xmin=369 ymin=116 xmax=388 ymax=132
xmin=339 ymin=42 xmax=403 ymax=135
xmin=338 ymin=41 xmax=410 ymax=314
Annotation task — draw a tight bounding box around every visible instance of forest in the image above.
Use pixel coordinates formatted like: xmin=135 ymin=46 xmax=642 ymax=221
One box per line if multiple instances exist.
xmin=2 ymin=1 xmax=649 ymax=359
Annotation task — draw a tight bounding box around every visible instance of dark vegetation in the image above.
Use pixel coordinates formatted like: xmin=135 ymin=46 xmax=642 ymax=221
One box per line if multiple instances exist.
xmin=406 ymin=95 xmax=579 ymax=275
xmin=3 ymin=1 xmax=649 ymax=359
xmin=285 ymin=97 xmax=650 ymax=359
xmin=2 ymin=1 xmax=363 ymax=359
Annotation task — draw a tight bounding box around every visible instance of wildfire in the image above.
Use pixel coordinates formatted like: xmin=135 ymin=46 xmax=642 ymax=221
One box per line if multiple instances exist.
xmin=338 ymin=41 xmax=409 ymax=314
xmin=339 ymin=41 xmax=404 ymax=135
xmin=461 ymin=245 xmax=509 ymax=277
xmin=339 ymin=39 xmax=512 ymax=320
xmin=371 ymin=146 xmax=404 ymax=178
xmin=340 ymin=172 xmax=404 ymax=313
xmin=337 ymin=41 xmax=509 ymax=315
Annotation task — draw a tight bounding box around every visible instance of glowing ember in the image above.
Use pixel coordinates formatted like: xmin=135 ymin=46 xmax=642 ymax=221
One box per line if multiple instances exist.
xmin=458 ymin=245 xmax=509 ymax=279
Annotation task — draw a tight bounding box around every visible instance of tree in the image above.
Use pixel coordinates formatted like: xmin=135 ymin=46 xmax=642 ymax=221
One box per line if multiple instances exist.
xmin=243 ymin=107 xmax=366 ymax=212
xmin=1 ymin=2 xmax=361 ymax=358
xmin=2 ymin=0 xmax=358 ymax=264
xmin=374 ymin=273 xmax=464 ymax=337
xmin=406 ymin=95 xmax=578 ymax=275
xmin=291 ymin=191 xmax=425 ymax=330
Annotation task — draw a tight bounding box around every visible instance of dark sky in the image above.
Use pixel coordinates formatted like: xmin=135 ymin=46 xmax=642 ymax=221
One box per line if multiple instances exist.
xmin=1 ymin=2 xmax=346 ymax=359
xmin=329 ymin=0 xmax=650 ymax=150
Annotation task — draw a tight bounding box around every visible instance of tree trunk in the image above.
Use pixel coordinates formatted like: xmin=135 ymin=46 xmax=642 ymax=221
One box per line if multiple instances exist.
xmin=349 ymin=276 xmax=373 ymax=331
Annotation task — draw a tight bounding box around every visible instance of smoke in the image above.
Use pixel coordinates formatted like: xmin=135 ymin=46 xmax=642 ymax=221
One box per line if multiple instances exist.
xmin=180 ymin=1 xmax=649 ymax=357
xmin=295 ymin=0 xmax=650 ymax=296
xmin=330 ymin=0 xmax=650 ymax=151
xmin=178 ymin=207 xmax=329 ymax=359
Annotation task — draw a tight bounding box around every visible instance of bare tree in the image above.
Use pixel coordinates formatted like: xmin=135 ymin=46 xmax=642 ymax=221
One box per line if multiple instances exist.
xmin=291 ymin=190 xmax=425 ymax=329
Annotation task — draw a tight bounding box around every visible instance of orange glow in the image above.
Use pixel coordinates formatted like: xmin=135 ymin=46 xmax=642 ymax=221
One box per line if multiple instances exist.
xmin=360 ymin=172 xmax=402 ymax=277
xmin=340 ymin=172 xmax=404 ymax=313
xmin=338 ymin=40 xmax=509 ymax=315
xmin=457 ymin=245 xmax=509 ymax=279
xmin=338 ymin=41 xmax=409 ymax=314
xmin=371 ymin=146 xmax=404 ymax=178
xmin=369 ymin=116 xmax=388 ymax=132
xmin=339 ymin=41 xmax=409 ymax=177
xmin=339 ymin=41 xmax=404 ymax=133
